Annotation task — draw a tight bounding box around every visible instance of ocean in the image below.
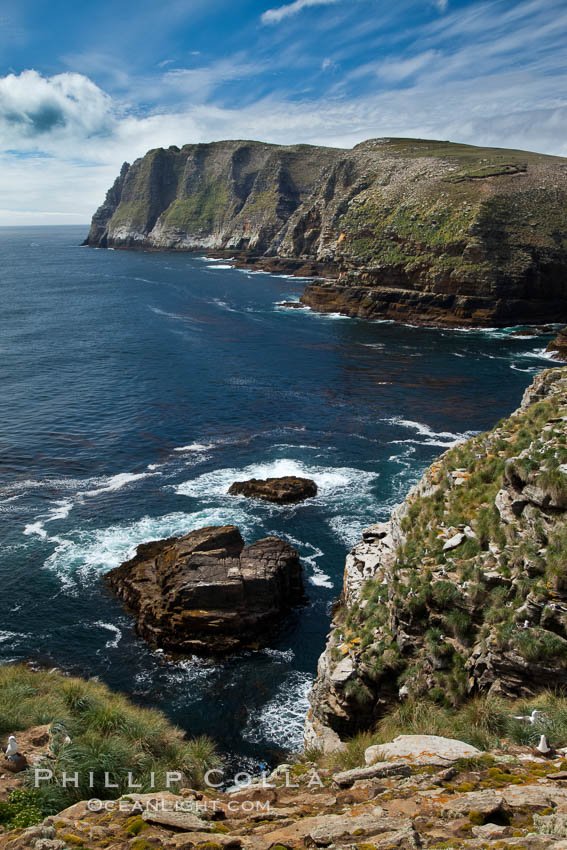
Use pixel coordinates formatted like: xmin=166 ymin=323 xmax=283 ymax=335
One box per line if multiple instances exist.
xmin=0 ymin=225 xmax=557 ymax=771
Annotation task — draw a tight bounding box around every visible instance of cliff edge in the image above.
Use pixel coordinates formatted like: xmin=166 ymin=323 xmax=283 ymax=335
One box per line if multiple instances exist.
xmin=306 ymin=367 xmax=567 ymax=752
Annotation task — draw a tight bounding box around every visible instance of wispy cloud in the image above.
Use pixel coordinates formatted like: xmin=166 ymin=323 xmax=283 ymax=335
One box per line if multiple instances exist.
xmin=261 ymin=0 xmax=339 ymax=26
xmin=378 ymin=49 xmax=438 ymax=81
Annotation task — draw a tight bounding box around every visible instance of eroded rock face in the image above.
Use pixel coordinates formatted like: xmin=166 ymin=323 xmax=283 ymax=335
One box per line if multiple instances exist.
xmin=228 ymin=476 xmax=317 ymax=504
xmin=105 ymin=525 xmax=303 ymax=654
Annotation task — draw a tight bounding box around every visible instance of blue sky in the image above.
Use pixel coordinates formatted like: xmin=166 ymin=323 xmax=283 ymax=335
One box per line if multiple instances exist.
xmin=1 ymin=0 xmax=566 ymax=224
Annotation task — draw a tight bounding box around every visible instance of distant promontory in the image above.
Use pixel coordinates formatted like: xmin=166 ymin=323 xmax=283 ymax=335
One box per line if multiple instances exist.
xmin=87 ymin=137 xmax=567 ymax=328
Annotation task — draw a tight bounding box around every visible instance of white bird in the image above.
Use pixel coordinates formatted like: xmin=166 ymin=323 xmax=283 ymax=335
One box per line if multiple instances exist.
xmin=523 ymin=620 xmax=530 ymax=629
xmin=536 ymin=734 xmax=551 ymax=755
xmin=5 ymin=736 xmax=17 ymax=760
xmin=513 ymin=709 xmax=544 ymax=724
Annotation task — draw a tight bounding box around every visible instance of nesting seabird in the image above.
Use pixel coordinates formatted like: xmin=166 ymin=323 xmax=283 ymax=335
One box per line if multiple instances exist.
xmin=5 ymin=735 xmax=17 ymax=760
xmin=534 ymin=734 xmax=555 ymax=758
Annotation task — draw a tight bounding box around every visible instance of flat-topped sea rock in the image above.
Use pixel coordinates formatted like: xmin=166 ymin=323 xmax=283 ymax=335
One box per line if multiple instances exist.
xmin=228 ymin=476 xmax=317 ymax=504
xmin=105 ymin=525 xmax=303 ymax=654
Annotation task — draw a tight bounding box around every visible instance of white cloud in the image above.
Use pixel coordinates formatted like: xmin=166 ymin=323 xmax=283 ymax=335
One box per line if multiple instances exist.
xmin=0 ymin=70 xmax=113 ymax=145
xmin=321 ymin=57 xmax=338 ymax=71
xmin=434 ymin=0 xmax=448 ymax=12
xmin=261 ymin=0 xmax=339 ymax=26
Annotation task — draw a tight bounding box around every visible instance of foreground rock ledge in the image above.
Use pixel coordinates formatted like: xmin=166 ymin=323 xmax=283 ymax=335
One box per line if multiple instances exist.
xmin=228 ymin=476 xmax=318 ymax=504
xmin=105 ymin=525 xmax=303 ymax=654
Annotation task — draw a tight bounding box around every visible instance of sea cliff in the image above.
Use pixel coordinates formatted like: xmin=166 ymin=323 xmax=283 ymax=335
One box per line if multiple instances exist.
xmin=87 ymin=137 xmax=567 ymax=326
xmin=306 ymin=366 xmax=567 ymax=753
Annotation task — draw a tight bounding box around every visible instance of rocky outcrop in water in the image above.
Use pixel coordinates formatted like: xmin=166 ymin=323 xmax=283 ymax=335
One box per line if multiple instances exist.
xmin=306 ymin=367 xmax=567 ymax=752
xmin=548 ymin=328 xmax=567 ymax=362
xmin=105 ymin=525 xmax=303 ymax=654
xmin=228 ymin=476 xmax=317 ymax=504
xmin=87 ymin=137 xmax=567 ymax=326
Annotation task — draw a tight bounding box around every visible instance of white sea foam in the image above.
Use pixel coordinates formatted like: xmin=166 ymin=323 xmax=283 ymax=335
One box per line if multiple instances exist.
xmin=520 ymin=346 xmax=565 ymax=362
xmin=23 ymin=498 xmax=73 ymax=539
xmin=242 ymin=671 xmax=312 ymax=751
xmin=274 ymin=533 xmax=332 ymax=588
xmin=261 ymin=647 xmax=295 ymax=662
xmin=207 ymin=264 xmax=233 ymax=270
xmin=0 ymin=630 xmax=27 ymax=644
xmin=176 ymin=458 xmax=376 ymax=502
xmin=198 ymin=256 xmax=235 ymax=262
xmin=46 ymin=500 xmax=73 ymax=522
xmin=80 ymin=472 xmax=158 ymax=497
xmin=173 ymin=442 xmax=216 ymax=453
xmin=510 ymin=364 xmax=540 ymax=373
xmin=385 ymin=417 xmax=475 ymax=446
xmin=95 ymin=621 xmax=122 ymax=649
xmin=42 ymin=506 xmax=257 ymax=585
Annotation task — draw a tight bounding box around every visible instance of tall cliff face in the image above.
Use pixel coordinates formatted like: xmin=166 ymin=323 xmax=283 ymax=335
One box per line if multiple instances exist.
xmin=88 ymin=137 xmax=567 ymax=325
xmin=306 ymin=367 xmax=567 ymax=753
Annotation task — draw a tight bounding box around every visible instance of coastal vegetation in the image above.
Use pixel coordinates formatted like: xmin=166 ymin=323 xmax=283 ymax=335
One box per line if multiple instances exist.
xmin=0 ymin=665 xmax=219 ymax=818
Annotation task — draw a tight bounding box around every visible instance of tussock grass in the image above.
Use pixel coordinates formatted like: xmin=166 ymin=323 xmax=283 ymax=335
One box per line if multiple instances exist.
xmin=321 ymin=691 xmax=567 ymax=772
xmin=0 ymin=665 xmax=220 ymax=815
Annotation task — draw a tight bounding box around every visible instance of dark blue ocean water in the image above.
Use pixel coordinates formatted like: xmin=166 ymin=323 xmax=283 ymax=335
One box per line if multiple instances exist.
xmin=0 ymin=226 xmax=558 ymax=768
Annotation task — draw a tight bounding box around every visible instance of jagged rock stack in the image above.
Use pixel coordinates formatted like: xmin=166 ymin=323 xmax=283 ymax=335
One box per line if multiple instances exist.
xmin=106 ymin=525 xmax=303 ymax=654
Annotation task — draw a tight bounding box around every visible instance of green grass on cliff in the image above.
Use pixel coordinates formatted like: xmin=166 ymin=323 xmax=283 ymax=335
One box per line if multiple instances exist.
xmin=0 ymin=666 xmax=220 ymax=816
xmin=324 ymin=691 xmax=567 ymax=772
xmin=336 ymin=369 xmax=567 ymax=719
xmin=162 ymin=177 xmax=230 ymax=231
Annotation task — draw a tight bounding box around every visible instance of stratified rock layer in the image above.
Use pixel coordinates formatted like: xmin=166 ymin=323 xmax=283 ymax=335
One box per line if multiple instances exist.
xmin=306 ymin=368 xmax=567 ymax=751
xmin=105 ymin=525 xmax=303 ymax=654
xmin=88 ymin=137 xmax=567 ymax=326
xmin=228 ymin=476 xmax=318 ymax=504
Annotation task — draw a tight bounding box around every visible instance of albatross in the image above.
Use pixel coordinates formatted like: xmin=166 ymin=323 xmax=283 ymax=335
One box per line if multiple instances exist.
xmin=5 ymin=735 xmax=17 ymax=760
xmin=534 ymin=734 xmax=555 ymax=758
xmin=513 ymin=709 xmax=544 ymax=724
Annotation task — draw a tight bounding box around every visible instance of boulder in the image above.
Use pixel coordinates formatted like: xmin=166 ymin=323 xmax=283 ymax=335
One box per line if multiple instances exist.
xmin=105 ymin=525 xmax=303 ymax=654
xmin=333 ymin=760 xmax=413 ymax=788
xmin=365 ymin=735 xmax=483 ymax=766
xmin=228 ymin=476 xmax=317 ymax=504
xmin=142 ymin=809 xmax=212 ymax=831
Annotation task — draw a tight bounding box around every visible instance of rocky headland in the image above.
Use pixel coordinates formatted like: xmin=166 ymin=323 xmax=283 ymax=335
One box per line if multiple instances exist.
xmin=228 ymin=476 xmax=317 ymax=504
xmin=306 ymin=366 xmax=567 ymax=752
xmin=105 ymin=525 xmax=303 ymax=654
xmin=87 ymin=137 xmax=567 ymax=328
